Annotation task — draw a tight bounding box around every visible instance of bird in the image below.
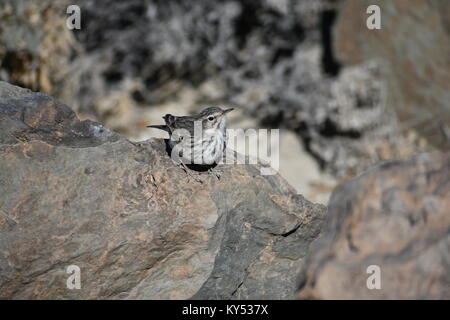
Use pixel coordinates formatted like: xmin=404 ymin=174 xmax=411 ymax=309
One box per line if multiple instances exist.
xmin=147 ymin=106 xmax=234 ymax=180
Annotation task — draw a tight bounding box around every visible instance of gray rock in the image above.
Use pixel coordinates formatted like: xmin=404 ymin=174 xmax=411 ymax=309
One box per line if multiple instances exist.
xmin=297 ymin=151 xmax=450 ymax=299
xmin=334 ymin=0 xmax=450 ymax=148
xmin=0 ymin=81 xmax=325 ymax=299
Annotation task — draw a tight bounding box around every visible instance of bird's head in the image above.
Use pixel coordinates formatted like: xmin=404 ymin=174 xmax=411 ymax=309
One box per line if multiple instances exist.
xmin=199 ymin=106 xmax=234 ymax=130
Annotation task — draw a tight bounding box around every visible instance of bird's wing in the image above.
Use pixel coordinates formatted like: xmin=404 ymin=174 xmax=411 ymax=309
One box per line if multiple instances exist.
xmin=147 ymin=115 xmax=195 ymax=134
xmin=169 ymin=116 xmax=195 ymax=133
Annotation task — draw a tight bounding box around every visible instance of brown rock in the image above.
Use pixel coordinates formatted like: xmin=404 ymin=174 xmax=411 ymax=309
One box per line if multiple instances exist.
xmin=297 ymin=151 xmax=450 ymax=299
xmin=334 ymin=0 xmax=450 ymax=148
xmin=0 ymin=81 xmax=325 ymax=299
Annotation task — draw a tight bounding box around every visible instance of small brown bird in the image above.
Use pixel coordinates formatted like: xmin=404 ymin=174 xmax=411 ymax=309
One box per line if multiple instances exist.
xmin=147 ymin=106 xmax=234 ymax=178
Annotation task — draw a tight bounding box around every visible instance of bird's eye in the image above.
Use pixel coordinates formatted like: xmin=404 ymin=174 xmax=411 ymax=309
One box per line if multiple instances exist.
xmin=207 ymin=116 xmax=214 ymax=121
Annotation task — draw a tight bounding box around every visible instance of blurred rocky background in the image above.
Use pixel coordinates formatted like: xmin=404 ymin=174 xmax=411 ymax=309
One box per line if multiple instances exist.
xmin=1 ymin=0 xmax=448 ymax=204
xmin=1 ymin=0 xmax=450 ymax=300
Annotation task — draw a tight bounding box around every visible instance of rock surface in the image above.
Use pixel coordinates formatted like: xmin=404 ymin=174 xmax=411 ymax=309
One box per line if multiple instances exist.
xmin=334 ymin=0 xmax=450 ymax=148
xmin=297 ymin=151 xmax=450 ymax=299
xmin=0 ymin=81 xmax=325 ymax=299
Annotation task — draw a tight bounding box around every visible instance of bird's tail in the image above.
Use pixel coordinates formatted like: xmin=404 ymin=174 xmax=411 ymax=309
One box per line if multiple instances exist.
xmin=146 ymin=125 xmax=170 ymax=133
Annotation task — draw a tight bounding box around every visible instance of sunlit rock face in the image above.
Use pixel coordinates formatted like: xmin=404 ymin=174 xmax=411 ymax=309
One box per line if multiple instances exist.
xmin=298 ymin=150 xmax=450 ymax=299
xmin=0 ymin=81 xmax=325 ymax=299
